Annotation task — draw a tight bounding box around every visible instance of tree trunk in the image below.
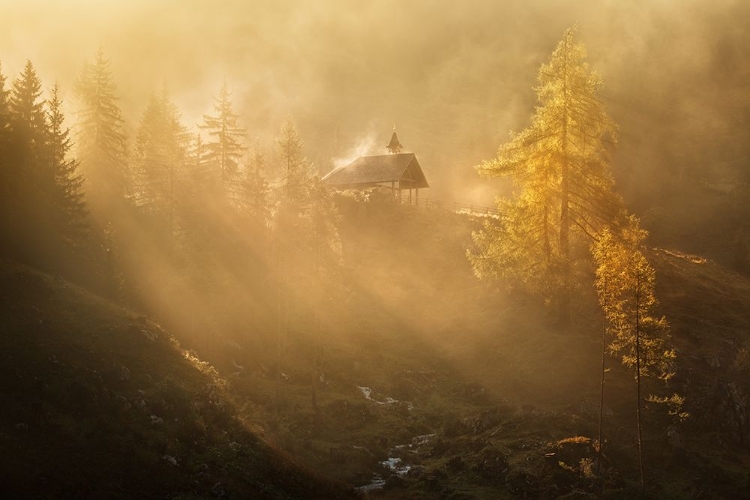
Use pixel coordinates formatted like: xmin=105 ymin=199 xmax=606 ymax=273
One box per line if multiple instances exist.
xmin=275 ymin=287 xmax=282 ymax=412
xmin=311 ymin=362 xmax=318 ymax=414
xmin=543 ymin=203 xmax=551 ymax=264
xmin=168 ymin=161 xmax=174 ymax=260
xmin=597 ymin=276 xmax=607 ymax=477
xmin=311 ymin=239 xmax=321 ymax=417
xmin=311 ymin=338 xmax=319 ymax=421
xmin=635 ymin=273 xmax=645 ymax=497
xmin=558 ymin=39 xmax=571 ymax=327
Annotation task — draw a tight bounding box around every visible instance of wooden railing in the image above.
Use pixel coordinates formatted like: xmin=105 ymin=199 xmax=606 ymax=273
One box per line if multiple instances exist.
xmin=398 ymin=193 xmax=501 ymax=217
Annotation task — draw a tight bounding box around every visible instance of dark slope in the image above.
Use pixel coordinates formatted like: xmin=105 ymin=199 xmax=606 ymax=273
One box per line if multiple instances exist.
xmin=0 ymin=259 xmax=354 ymax=500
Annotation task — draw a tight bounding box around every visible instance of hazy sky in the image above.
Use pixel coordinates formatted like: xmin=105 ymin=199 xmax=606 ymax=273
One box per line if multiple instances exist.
xmin=2 ymin=0 xmax=748 ymax=203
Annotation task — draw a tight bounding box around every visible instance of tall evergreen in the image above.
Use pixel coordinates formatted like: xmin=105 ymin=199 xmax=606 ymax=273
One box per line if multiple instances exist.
xmin=9 ymin=60 xmax=46 ymax=141
xmin=200 ymin=81 xmax=246 ymax=199
xmin=0 ymin=62 xmax=13 ymax=252
xmin=132 ymin=86 xmax=190 ymax=237
xmin=272 ymin=117 xmax=341 ymax=412
xmin=273 ymin=117 xmax=305 ymax=409
xmin=239 ymin=140 xmax=270 ymax=227
xmin=277 ymin=116 xmax=310 ymax=207
xmin=46 ymin=83 xmax=87 ymax=247
xmin=469 ymin=27 xmax=624 ymax=324
xmin=75 ymin=48 xmax=128 ymax=212
xmin=0 ymin=62 xmax=9 ymax=128
xmin=7 ymin=60 xmax=52 ymax=263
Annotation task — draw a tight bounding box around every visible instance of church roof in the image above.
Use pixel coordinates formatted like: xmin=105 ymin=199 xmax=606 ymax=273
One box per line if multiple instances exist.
xmin=322 ymin=153 xmax=429 ymax=189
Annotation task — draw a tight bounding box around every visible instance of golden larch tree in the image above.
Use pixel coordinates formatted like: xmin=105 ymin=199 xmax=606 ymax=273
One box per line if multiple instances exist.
xmin=470 ymin=26 xmax=624 ymax=324
xmin=593 ymin=221 xmax=680 ymax=495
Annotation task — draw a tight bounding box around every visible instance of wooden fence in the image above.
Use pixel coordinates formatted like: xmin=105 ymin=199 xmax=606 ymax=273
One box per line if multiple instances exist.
xmin=398 ymin=193 xmax=501 ymax=217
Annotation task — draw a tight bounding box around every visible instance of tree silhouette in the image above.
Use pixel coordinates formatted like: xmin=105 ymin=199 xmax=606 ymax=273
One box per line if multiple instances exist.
xmin=46 ymin=83 xmax=88 ymax=248
xmin=75 ymin=49 xmax=128 ymax=212
xmin=200 ymin=81 xmax=246 ymax=200
xmin=0 ymin=62 xmax=11 ymax=254
xmin=272 ymin=117 xmax=341 ymax=412
xmin=238 ymin=140 xmax=271 ymax=228
xmin=0 ymin=62 xmax=9 ymax=130
xmin=7 ymin=61 xmax=51 ymax=264
xmin=131 ymin=86 xmax=190 ymax=245
xmin=10 ymin=60 xmax=46 ymax=140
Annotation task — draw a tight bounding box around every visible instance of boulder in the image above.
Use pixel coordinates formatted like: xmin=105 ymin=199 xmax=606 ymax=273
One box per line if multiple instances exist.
xmin=445 ymin=455 xmax=465 ymax=471
xmin=383 ymin=474 xmax=405 ymax=490
xmin=474 ymin=448 xmax=509 ymax=483
xmin=505 ymin=469 xmax=538 ymax=497
xmin=407 ymin=465 xmax=426 ymax=479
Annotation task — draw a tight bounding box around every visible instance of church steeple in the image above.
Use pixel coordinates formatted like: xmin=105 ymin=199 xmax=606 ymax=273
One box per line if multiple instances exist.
xmin=386 ymin=125 xmax=403 ymax=154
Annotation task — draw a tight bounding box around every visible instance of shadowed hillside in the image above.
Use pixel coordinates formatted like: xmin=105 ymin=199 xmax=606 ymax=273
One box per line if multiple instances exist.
xmin=0 ymin=260 xmax=354 ymax=500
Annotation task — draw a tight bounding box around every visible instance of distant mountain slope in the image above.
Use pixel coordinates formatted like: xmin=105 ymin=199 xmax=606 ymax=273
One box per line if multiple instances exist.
xmin=0 ymin=259 xmax=354 ymax=500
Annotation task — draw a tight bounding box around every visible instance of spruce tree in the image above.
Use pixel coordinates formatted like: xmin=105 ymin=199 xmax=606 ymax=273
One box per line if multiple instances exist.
xmin=273 ymin=117 xmax=307 ymax=409
xmin=0 ymin=62 xmax=9 ymax=130
xmin=0 ymin=62 xmax=13 ymax=251
xmin=9 ymin=60 xmax=46 ymax=140
xmin=239 ymin=140 xmax=270 ymax=227
xmin=272 ymin=117 xmax=341 ymax=413
xmin=8 ymin=61 xmax=53 ymax=263
xmin=469 ymin=27 xmax=624 ymax=324
xmin=46 ymin=83 xmax=87 ymax=247
xmin=277 ymin=116 xmax=310 ymax=207
xmin=307 ymin=174 xmax=342 ymax=415
xmin=132 ymin=86 xmax=190 ymax=239
xmin=75 ymin=49 xmax=128 ymax=211
xmin=200 ymin=81 xmax=246 ymax=199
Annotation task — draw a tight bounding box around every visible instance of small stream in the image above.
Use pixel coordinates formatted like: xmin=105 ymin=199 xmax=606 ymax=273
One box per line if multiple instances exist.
xmin=353 ymin=385 xmax=433 ymax=493
xmin=355 ymin=433 xmax=436 ymax=493
xmin=357 ymin=386 xmax=413 ymax=410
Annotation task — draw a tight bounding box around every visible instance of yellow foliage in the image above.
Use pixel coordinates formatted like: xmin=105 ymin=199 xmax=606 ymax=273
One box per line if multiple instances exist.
xmin=469 ymin=27 xmax=626 ymax=307
xmin=593 ymin=221 xmax=675 ymax=381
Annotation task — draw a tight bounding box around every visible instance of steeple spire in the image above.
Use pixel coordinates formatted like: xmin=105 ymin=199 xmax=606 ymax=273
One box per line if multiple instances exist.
xmin=387 ymin=125 xmax=403 ymax=154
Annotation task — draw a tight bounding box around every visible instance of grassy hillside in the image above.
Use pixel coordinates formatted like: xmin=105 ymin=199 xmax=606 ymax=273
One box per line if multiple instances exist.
xmin=0 ymin=259 xmax=353 ymax=499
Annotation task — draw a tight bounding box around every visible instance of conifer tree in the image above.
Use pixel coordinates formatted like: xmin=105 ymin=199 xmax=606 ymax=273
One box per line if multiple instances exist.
xmin=307 ymin=174 xmax=342 ymax=415
xmin=0 ymin=62 xmax=9 ymax=131
xmin=10 ymin=60 xmax=46 ymax=140
xmin=470 ymin=27 xmax=624 ymax=325
xmin=75 ymin=49 xmax=128 ymax=211
xmin=200 ymin=81 xmax=246 ymax=199
xmin=593 ymin=221 xmax=680 ymax=495
xmin=7 ymin=61 xmax=53 ymax=262
xmin=238 ymin=140 xmax=270 ymax=227
xmin=131 ymin=86 xmax=190 ymax=240
xmin=46 ymin=83 xmax=87 ymax=247
xmin=9 ymin=60 xmax=47 ymax=192
xmin=0 ymin=62 xmax=14 ymax=251
xmin=178 ymin=131 xmax=216 ymax=260
xmin=272 ymin=117 xmax=341 ymax=413
xmin=272 ymin=117 xmax=307 ymax=410
xmin=277 ymin=116 xmax=310 ymax=207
